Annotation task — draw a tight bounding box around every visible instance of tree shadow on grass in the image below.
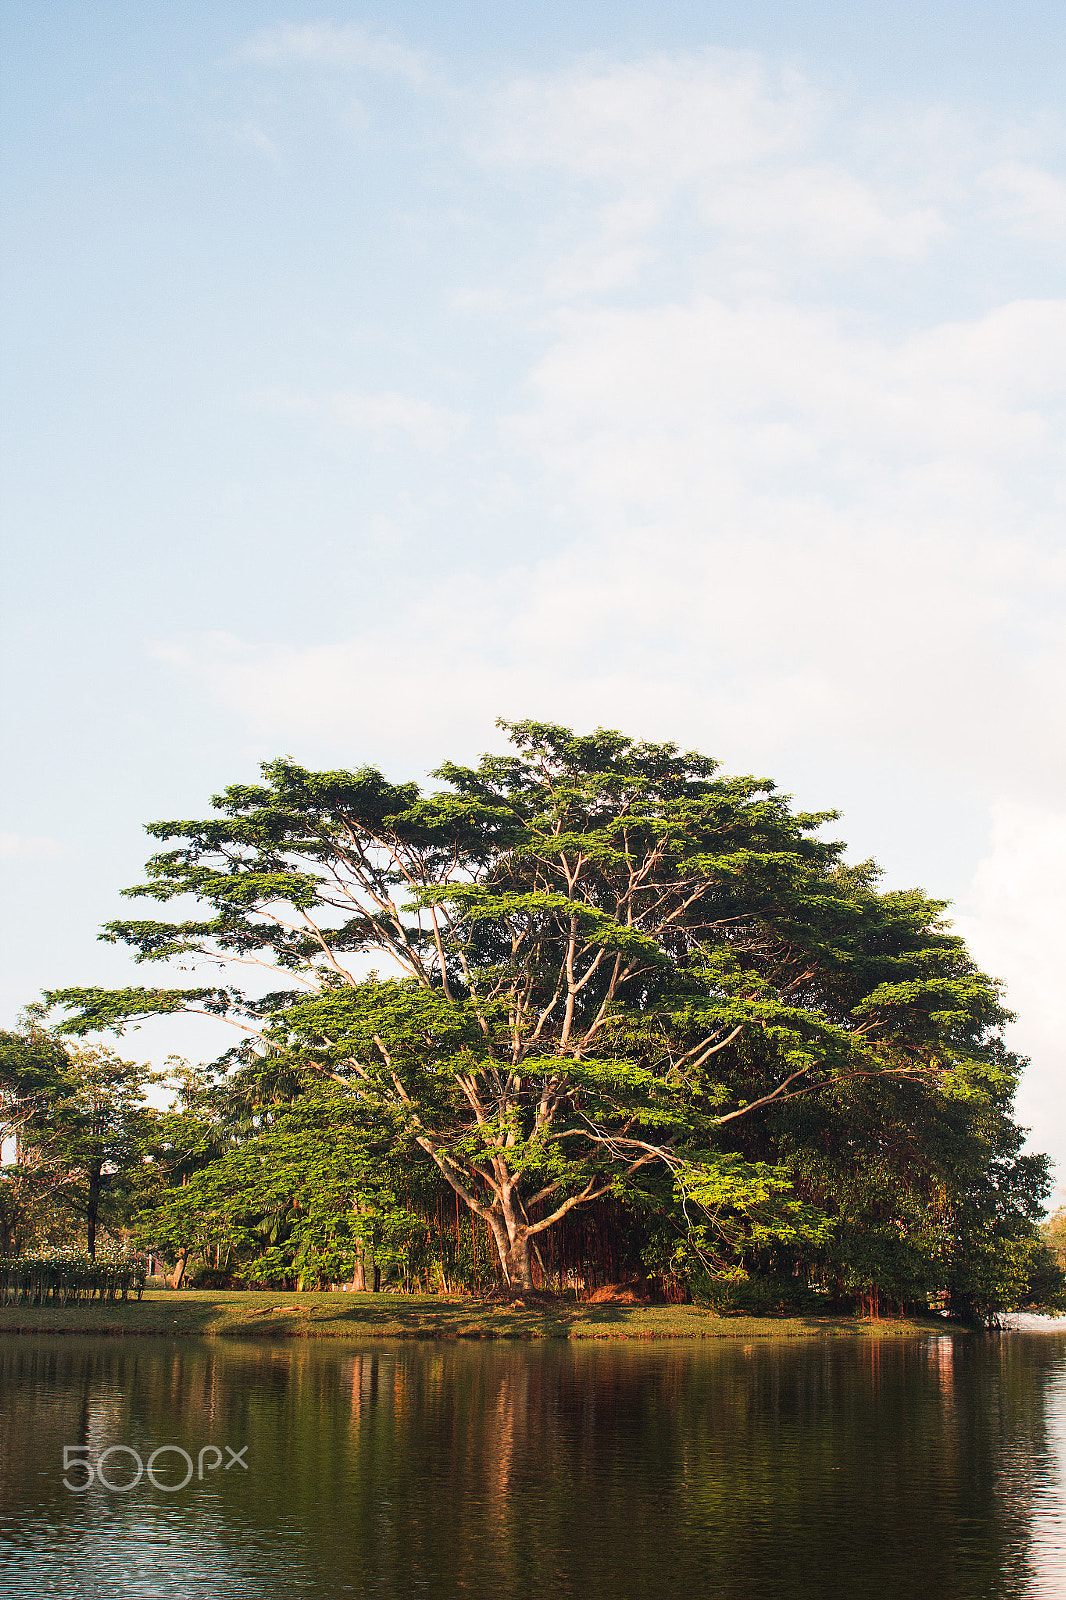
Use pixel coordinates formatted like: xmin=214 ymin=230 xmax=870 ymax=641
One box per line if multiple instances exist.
xmin=287 ymin=1295 xmax=576 ymax=1340
xmin=1 ymin=1294 xmax=925 ymax=1342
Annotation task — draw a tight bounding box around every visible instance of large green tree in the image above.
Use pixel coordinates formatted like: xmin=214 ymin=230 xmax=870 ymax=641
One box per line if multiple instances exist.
xmin=50 ymin=721 xmax=1028 ymax=1291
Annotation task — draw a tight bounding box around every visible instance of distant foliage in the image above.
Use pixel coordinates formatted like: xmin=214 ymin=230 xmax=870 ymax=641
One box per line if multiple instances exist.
xmin=1042 ymin=1207 xmax=1066 ymax=1269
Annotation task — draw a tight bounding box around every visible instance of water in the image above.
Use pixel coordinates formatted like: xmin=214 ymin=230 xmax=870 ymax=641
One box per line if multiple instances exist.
xmin=1 ymin=1332 xmax=1065 ymax=1598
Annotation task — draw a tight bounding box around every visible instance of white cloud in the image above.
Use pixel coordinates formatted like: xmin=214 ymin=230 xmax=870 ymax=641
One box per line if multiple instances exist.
xmin=0 ymin=834 xmax=61 ymax=860
xmin=184 ymin=288 xmax=1066 ymax=801
xmin=514 ymin=297 xmax=1066 ymax=506
xmin=477 ymin=51 xmax=958 ymax=290
xmin=541 ymin=198 xmax=661 ymax=297
xmin=327 ymin=392 xmax=467 ymax=452
xmin=492 ymin=294 xmax=1066 ymax=803
xmin=237 ymin=22 xmax=429 ymax=84
xmin=956 ymin=801 xmax=1066 ymax=1187
xmin=483 ymin=52 xmax=816 ymax=178
xmin=981 ymin=160 xmax=1066 ymax=240
xmin=253 ymin=387 xmax=467 ymax=453
xmin=698 ymin=165 xmax=945 ymax=260
xmin=228 ymin=120 xmax=279 ymax=159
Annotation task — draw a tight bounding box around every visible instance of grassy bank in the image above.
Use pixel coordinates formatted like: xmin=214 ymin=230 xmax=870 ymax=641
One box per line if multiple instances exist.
xmin=0 ymin=1289 xmax=959 ymax=1341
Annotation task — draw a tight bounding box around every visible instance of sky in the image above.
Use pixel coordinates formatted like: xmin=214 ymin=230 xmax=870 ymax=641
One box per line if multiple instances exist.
xmin=3 ymin=2 xmax=1066 ymax=1191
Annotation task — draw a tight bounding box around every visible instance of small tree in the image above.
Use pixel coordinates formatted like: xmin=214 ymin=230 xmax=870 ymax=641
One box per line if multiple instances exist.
xmin=2 ymin=1029 xmax=153 ymax=1258
xmin=51 ymin=721 xmax=1022 ymax=1291
xmin=0 ymin=1020 xmax=71 ymax=1253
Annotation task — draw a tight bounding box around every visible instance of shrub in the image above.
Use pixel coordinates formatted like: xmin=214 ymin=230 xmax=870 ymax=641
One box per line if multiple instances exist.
xmin=0 ymin=1248 xmax=146 ymax=1306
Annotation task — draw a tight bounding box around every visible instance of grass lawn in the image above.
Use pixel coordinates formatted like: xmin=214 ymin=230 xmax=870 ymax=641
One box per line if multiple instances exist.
xmin=0 ymin=1289 xmax=960 ymax=1341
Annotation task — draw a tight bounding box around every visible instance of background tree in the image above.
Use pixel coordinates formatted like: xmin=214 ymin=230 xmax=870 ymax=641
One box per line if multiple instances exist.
xmin=135 ymin=1085 xmax=424 ymax=1291
xmin=0 ymin=1020 xmax=153 ymax=1258
xmin=1042 ymin=1206 xmax=1066 ymax=1271
xmin=40 ymin=1042 xmax=153 ymax=1257
xmin=49 ymin=719 xmax=1041 ymax=1301
xmin=133 ymin=1058 xmax=232 ymax=1283
xmin=0 ymin=1018 xmax=71 ymax=1253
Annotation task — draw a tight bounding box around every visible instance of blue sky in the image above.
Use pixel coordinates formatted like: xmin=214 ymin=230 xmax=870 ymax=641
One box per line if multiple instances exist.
xmin=4 ymin=2 xmax=1066 ymax=1188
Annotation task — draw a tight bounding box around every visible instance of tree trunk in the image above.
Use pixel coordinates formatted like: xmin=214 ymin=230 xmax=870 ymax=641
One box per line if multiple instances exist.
xmin=493 ymin=1221 xmax=534 ymax=1291
xmin=169 ymin=1247 xmax=189 ymax=1288
xmin=86 ymin=1164 xmax=102 ymax=1260
xmin=351 ymin=1204 xmax=376 ymax=1291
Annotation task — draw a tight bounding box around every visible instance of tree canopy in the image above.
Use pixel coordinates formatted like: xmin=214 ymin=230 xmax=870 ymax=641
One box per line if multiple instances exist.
xmin=45 ymin=718 xmax=1055 ymax=1311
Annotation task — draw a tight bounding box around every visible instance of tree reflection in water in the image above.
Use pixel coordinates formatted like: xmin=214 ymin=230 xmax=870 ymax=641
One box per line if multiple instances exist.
xmin=0 ymin=1332 xmax=1065 ymax=1598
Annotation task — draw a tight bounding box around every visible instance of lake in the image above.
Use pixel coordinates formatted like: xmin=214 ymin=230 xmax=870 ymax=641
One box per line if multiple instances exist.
xmin=1 ymin=1331 xmax=1065 ymax=1597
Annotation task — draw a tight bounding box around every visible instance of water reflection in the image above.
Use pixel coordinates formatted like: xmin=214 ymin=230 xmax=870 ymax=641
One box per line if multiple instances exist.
xmin=0 ymin=1332 xmax=1065 ymax=1598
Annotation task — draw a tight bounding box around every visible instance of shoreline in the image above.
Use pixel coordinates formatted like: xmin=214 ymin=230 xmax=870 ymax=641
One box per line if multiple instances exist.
xmin=0 ymin=1289 xmax=975 ymax=1341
